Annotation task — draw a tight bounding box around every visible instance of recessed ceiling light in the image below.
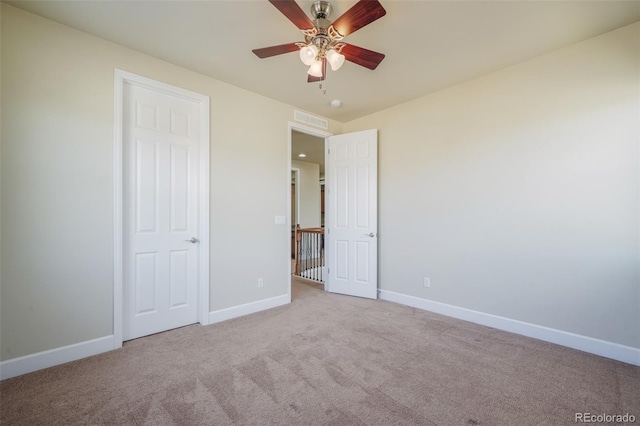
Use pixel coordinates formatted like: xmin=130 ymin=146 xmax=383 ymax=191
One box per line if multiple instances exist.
xmin=298 ymin=153 xmax=306 ymax=158
xmin=330 ymin=99 xmax=342 ymax=108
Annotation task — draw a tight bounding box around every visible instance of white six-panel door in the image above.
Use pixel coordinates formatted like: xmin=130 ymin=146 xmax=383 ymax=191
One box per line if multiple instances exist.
xmin=325 ymin=129 xmax=378 ymax=299
xmin=123 ymin=82 xmax=200 ymax=340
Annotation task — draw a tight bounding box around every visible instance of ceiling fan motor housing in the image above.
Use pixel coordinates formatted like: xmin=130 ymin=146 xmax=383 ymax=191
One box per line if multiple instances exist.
xmin=305 ymin=0 xmax=345 ymax=60
xmin=311 ymin=1 xmax=333 ymax=21
xmin=311 ymin=1 xmax=334 ymax=36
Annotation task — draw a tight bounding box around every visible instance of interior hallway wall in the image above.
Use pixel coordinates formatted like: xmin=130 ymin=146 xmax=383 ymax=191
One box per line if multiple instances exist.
xmin=291 ymin=160 xmax=321 ymax=229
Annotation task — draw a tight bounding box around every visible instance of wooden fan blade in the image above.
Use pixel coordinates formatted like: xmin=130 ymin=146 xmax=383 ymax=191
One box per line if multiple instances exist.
xmin=252 ymin=43 xmax=300 ymax=58
xmin=341 ymin=43 xmax=385 ymax=70
xmin=269 ymin=0 xmax=314 ymax=30
xmin=307 ymin=59 xmax=327 ymax=83
xmin=329 ymin=0 xmax=386 ymax=37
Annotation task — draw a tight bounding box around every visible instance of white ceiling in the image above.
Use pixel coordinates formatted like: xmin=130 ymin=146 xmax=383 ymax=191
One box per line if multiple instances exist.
xmin=7 ymin=0 xmax=640 ymax=122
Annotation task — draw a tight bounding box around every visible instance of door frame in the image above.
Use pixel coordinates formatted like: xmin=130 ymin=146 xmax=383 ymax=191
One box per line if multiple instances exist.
xmin=287 ymin=122 xmax=332 ymax=301
xmin=113 ymin=69 xmax=210 ymax=347
xmin=291 ymin=167 xmax=301 ymax=228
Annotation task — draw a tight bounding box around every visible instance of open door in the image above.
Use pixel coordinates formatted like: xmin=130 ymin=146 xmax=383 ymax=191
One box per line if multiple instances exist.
xmin=325 ymin=129 xmax=378 ymax=299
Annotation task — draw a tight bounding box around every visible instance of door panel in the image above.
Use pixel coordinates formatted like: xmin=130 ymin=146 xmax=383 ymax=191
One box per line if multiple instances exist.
xmin=335 ymin=240 xmax=349 ymax=279
xmin=355 ymin=164 xmax=370 ymax=227
xmin=123 ymin=82 xmax=200 ymax=340
xmin=170 ymin=249 xmax=189 ymax=307
xmin=335 ymin=166 xmax=349 ymax=227
xmin=170 ymin=145 xmax=190 ymax=232
xmin=135 ymin=252 xmax=157 ymax=314
xmin=326 ymin=129 xmax=378 ymax=299
xmin=135 ymin=139 xmax=159 ymax=233
xmin=355 ymin=241 xmax=370 ymax=282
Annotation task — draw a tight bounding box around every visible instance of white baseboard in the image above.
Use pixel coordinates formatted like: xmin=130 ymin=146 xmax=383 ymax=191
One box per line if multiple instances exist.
xmin=4 ymin=291 xmax=635 ymax=381
xmin=379 ymin=289 xmax=640 ymax=367
xmin=0 ymin=295 xmax=291 ymax=381
xmin=209 ymin=294 xmax=290 ymax=324
xmin=0 ymin=335 xmax=115 ymax=380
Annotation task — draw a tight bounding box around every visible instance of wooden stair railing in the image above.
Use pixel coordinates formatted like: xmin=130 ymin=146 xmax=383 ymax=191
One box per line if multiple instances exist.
xmin=294 ymin=224 xmax=325 ymax=282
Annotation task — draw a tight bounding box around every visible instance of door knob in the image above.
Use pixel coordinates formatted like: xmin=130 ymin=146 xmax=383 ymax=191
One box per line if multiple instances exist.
xmin=364 ymin=233 xmax=376 ymax=237
xmin=185 ymin=237 xmax=199 ymax=244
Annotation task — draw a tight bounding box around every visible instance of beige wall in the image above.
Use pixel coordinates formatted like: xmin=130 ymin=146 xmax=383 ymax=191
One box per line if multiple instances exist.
xmin=1 ymin=2 xmax=637 ymax=364
xmin=0 ymin=4 xmax=342 ymax=360
xmin=291 ymin=160 xmax=321 ymax=229
xmin=345 ymin=22 xmax=640 ymax=348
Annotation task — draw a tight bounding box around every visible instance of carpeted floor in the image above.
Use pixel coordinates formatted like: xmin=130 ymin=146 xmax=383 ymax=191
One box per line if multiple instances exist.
xmin=1 ymin=279 xmax=638 ymax=425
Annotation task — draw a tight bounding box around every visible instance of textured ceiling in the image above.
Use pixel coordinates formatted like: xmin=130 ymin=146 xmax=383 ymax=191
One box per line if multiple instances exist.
xmin=7 ymin=0 xmax=640 ymax=122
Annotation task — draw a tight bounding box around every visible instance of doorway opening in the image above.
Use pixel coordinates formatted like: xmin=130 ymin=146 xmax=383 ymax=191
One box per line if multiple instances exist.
xmin=288 ymin=123 xmax=331 ymax=300
xmin=289 ymin=126 xmax=379 ymax=300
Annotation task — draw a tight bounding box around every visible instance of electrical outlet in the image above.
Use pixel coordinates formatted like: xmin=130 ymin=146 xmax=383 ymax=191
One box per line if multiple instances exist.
xmin=258 ymin=278 xmax=264 ymax=288
xmin=423 ymin=277 xmax=431 ymax=288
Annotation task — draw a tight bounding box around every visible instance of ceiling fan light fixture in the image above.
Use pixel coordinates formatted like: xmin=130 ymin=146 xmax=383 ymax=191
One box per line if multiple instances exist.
xmin=326 ymin=48 xmax=345 ymax=71
xmin=299 ymin=44 xmax=318 ymax=66
xmin=253 ymin=0 xmax=387 ymax=82
xmin=308 ymin=60 xmax=324 ymax=77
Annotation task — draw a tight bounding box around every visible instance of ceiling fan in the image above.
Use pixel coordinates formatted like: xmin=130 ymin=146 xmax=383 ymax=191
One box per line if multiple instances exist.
xmin=252 ymin=0 xmax=386 ymax=82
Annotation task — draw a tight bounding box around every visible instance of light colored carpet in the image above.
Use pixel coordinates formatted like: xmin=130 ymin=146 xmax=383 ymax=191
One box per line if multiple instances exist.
xmin=1 ymin=279 xmax=638 ymax=425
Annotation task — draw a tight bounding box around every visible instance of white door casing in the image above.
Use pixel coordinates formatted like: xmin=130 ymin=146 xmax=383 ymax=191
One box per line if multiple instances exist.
xmin=114 ymin=70 xmax=210 ymax=345
xmin=325 ymin=129 xmax=378 ymax=299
